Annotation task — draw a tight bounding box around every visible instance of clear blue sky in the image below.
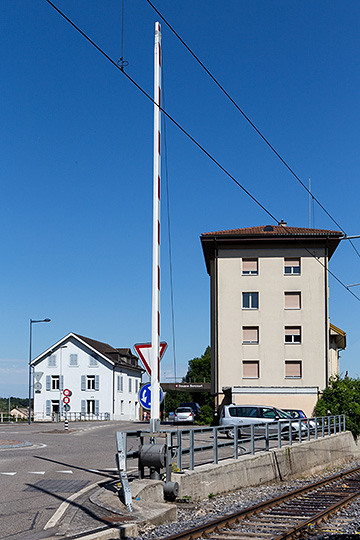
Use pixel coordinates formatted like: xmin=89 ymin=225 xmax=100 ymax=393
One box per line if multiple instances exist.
xmin=1 ymin=1 xmax=360 ymax=397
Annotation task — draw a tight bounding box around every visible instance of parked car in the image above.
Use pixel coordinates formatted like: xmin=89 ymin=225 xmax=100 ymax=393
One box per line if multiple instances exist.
xmin=282 ymin=408 xmax=316 ymax=430
xmin=179 ymin=402 xmax=201 ymax=419
xmin=219 ymin=404 xmax=307 ymax=439
xmin=174 ymin=407 xmax=195 ymax=424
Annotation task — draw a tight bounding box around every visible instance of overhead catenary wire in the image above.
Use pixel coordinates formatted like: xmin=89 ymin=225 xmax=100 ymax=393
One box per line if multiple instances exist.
xmin=43 ymin=0 xmax=360 ymax=304
xmin=145 ymin=0 xmax=360 ymax=261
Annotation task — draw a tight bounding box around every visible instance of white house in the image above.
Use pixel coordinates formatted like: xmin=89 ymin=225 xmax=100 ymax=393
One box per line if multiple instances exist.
xmin=31 ymin=333 xmax=144 ymax=421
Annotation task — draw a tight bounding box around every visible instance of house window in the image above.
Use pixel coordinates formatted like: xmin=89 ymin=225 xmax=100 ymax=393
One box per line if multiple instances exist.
xmin=242 ymin=258 xmax=258 ymax=275
xmin=284 ymin=258 xmax=300 ymax=275
xmin=129 ymin=378 xmax=132 ymax=393
xmin=89 ymin=356 xmax=98 ymax=367
xmin=135 ymin=379 xmax=139 ymax=393
xmin=69 ymin=354 xmax=78 ymax=366
xmin=118 ymin=375 xmax=123 ymax=392
xmin=48 ymin=355 xmax=56 ymax=367
xmin=285 ymin=326 xmax=301 ymax=343
xmin=243 ymin=361 xmax=259 ymax=378
xmin=242 ymin=326 xmax=259 ymax=344
xmin=87 ymin=375 xmax=95 ymax=390
xmin=242 ymin=292 xmax=259 ymax=309
xmin=285 ymin=360 xmax=302 ymax=378
xmin=284 ymin=291 xmax=301 ymax=309
xmin=87 ymin=399 xmax=95 ymax=414
xmin=51 ymin=375 xmax=59 ymax=390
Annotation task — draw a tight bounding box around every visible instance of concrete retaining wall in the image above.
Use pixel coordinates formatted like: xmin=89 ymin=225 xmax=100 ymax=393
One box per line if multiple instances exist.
xmin=172 ymin=432 xmax=359 ymax=501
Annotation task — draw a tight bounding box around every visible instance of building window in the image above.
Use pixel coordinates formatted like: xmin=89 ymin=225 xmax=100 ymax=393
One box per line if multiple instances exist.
xmin=89 ymin=356 xmax=98 ymax=367
xmin=118 ymin=375 xmax=123 ymax=392
xmin=242 ymin=258 xmax=258 ymax=275
xmin=242 ymin=292 xmax=259 ymax=309
xmin=285 ymin=360 xmax=302 ymax=378
xmin=285 ymin=326 xmax=301 ymax=343
xmin=129 ymin=378 xmax=132 ymax=393
xmin=284 ymin=291 xmax=301 ymax=309
xmin=48 ymin=355 xmax=56 ymax=367
xmin=243 ymin=361 xmax=259 ymax=378
xmin=135 ymin=379 xmax=139 ymax=393
xmin=284 ymin=258 xmax=300 ymax=275
xmin=87 ymin=375 xmax=95 ymax=390
xmin=242 ymin=326 xmax=259 ymax=344
xmin=51 ymin=375 xmax=59 ymax=390
xmin=69 ymin=354 xmax=78 ymax=366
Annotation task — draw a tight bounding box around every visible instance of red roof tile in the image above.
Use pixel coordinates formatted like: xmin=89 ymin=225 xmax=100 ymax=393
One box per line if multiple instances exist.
xmin=201 ymin=225 xmax=342 ymax=237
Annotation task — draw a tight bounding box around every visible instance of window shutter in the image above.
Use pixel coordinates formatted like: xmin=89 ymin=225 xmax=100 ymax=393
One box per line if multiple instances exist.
xmin=242 ymin=259 xmax=258 ymax=273
xmin=70 ymin=354 xmax=78 ymax=366
xmin=46 ymin=400 xmax=51 ymax=416
xmin=243 ymin=361 xmax=259 ymax=378
xmin=243 ymin=327 xmax=258 ymax=343
xmin=95 ymin=375 xmax=99 ymax=391
xmin=285 ymin=327 xmax=301 ymax=336
xmin=117 ymin=376 xmax=120 ymax=392
xmin=285 ymin=361 xmax=302 ymax=377
xmin=284 ymin=258 xmax=300 ymax=267
xmin=81 ymin=375 xmax=86 ymax=391
xmin=46 ymin=375 xmax=51 ymax=391
xmin=60 ymin=375 xmax=64 ymax=391
xmin=81 ymin=400 xmax=86 ymax=414
xmin=95 ymin=400 xmax=99 ymax=415
xmin=284 ymin=292 xmax=301 ymax=309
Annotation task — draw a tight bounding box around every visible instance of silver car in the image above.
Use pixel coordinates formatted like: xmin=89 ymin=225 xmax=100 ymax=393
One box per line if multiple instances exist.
xmin=174 ymin=407 xmax=195 ymax=424
xmin=220 ymin=404 xmax=307 ymax=439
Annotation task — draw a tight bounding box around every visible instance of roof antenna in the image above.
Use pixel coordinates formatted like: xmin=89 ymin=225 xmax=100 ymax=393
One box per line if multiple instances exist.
xmin=117 ymin=0 xmax=128 ymax=71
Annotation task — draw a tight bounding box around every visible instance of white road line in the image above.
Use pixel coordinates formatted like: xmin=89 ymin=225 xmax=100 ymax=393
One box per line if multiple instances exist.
xmin=29 ymin=471 xmax=46 ymax=475
xmin=57 ymin=470 xmax=73 ymax=474
xmin=0 ymin=472 xmax=17 ymax=476
xmin=44 ymin=481 xmax=100 ymax=530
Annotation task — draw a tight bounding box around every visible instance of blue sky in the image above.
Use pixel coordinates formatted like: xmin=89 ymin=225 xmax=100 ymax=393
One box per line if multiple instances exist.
xmin=1 ymin=1 xmax=360 ymax=397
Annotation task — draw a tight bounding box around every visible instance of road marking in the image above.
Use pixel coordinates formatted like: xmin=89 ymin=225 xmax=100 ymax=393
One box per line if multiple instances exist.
xmin=29 ymin=471 xmax=46 ymax=475
xmin=57 ymin=470 xmax=73 ymax=474
xmin=0 ymin=472 xmax=17 ymax=476
xmin=44 ymin=481 xmax=100 ymax=530
xmin=88 ymin=469 xmax=100 ymax=473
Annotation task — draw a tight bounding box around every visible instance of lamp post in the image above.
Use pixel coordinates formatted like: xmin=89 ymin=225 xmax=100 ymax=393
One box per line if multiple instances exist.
xmin=28 ymin=318 xmax=51 ymax=425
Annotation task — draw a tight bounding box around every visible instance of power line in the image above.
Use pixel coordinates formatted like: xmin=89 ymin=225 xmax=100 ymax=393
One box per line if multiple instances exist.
xmin=43 ymin=0 xmax=360 ymax=303
xmin=145 ymin=0 xmax=360 ymax=261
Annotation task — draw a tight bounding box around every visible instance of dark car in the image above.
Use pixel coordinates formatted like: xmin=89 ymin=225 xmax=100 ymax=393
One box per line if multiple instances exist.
xmin=179 ymin=402 xmax=201 ymax=419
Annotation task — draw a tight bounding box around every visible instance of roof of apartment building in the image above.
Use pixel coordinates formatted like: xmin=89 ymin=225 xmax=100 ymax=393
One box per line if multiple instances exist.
xmin=201 ymin=222 xmax=343 ymax=273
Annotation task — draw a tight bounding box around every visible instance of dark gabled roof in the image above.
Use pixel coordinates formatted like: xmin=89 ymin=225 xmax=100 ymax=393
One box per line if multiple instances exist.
xmin=201 ymin=224 xmax=343 ymax=274
xmin=72 ymin=334 xmax=143 ymax=371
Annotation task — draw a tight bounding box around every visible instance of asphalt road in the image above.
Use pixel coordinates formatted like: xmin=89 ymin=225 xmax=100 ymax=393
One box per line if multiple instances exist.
xmin=0 ymin=420 xmax=141 ymax=539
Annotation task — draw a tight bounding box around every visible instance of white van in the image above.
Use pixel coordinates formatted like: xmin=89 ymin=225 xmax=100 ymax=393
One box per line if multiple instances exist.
xmin=220 ymin=404 xmax=307 ymax=439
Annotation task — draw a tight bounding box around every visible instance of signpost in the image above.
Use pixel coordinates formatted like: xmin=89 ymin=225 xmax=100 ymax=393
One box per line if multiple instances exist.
xmin=139 ymin=382 xmax=164 ymax=411
xmin=62 ymin=389 xmax=72 ymax=430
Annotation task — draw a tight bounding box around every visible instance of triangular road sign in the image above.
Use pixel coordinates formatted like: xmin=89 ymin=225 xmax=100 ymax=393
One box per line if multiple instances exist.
xmin=134 ymin=342 xmax=167 ymax=377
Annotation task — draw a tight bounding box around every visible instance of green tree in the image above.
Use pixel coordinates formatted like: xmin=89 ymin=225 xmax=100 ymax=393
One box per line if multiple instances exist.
xmin=164 ymin=347 xmax=214 ymax=425
xmin=314 ymin=376 xmax=360 ymax=438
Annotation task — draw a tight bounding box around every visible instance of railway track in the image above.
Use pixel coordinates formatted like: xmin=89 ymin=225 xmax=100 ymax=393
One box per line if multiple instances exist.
xmin=165 ymin=465 xmax=360 ymax=540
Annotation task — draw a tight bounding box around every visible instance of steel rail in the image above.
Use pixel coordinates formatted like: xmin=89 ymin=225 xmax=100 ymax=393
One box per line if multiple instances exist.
xmin=163 ymin=465 xmax=360 ymax=540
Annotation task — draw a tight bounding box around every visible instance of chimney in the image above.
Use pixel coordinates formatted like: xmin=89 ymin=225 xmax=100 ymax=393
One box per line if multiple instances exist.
xmin=278 ymin=220 xmax=287 ymax=227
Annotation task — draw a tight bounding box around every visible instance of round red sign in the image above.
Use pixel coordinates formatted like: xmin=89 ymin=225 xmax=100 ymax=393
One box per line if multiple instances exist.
xmin=63 ymin=396 xmax=70 ymax=404
xmin=63 ymin=389 xmax=72 ymax=397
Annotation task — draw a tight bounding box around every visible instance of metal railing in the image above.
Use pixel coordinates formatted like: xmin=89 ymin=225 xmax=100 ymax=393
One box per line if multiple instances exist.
xmin=120 ymin=414 xmax=346 ymax=476
xmin=30 ymin=412 xmax=111 ymax=422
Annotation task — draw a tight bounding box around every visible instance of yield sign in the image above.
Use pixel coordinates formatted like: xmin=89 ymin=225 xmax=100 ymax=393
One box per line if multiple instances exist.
xmin=134 ymin=342 xmax=167 ymax=377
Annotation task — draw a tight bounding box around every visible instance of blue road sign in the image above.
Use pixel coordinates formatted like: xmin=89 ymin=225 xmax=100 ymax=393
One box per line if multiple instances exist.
xmin=139 ymin=383 xmax=163 ymax=410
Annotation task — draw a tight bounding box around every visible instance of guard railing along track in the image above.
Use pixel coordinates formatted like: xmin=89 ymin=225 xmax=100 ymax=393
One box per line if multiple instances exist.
xmin=163 ymin=465 xmax=360 ymax=540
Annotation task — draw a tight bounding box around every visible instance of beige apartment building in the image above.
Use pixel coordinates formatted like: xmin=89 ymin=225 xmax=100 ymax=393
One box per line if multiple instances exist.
xmin=201 ymin=223 xmax=346 ymax=416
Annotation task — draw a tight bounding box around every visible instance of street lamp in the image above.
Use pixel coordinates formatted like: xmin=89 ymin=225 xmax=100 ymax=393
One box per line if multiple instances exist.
xmin=28 ymin=318 xmax=51 ymax=424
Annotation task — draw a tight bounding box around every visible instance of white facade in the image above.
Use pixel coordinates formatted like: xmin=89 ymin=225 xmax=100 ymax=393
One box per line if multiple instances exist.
xmin=201 ymin=224 xmax=345 ymax=416
xmin=31 ymin=333 xmax=143 ymax=421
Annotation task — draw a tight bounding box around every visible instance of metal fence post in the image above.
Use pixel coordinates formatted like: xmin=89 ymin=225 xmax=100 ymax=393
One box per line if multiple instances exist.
xmin=234 ymin=425 xmax=239 ymax=458
xmin=315 ymin=417 xmax=318 ymax=439
xmin=213 ymin=427 xmax=218 ymax=464
xmin=289 ymin=420 xmax=292 ymax=446
xmin=277 ymin=422 xmax=282 ymax=448
xmin=177 ymin=431 xmax=183 ymax=472
xmin=251 ymin=424 xmax=255 ymax=455
xmin=189 ymin=429 xmax=195 ymax=470
xmin=265 ymin=423 xmax=269 ymax=451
